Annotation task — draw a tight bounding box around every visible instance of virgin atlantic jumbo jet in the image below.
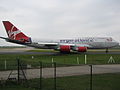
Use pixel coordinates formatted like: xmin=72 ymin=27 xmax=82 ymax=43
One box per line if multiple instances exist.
xmin=0 ymin=21 xmax=119 ymax=53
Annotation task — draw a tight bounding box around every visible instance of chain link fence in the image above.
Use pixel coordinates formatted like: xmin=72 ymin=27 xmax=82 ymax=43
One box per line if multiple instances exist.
xmin=0 ymin=59 xmax=120 ymax=90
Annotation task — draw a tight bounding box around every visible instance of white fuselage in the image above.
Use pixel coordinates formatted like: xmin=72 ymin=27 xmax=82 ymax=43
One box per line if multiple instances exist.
xmin=34 ymin=37 xmax=119 ymax=49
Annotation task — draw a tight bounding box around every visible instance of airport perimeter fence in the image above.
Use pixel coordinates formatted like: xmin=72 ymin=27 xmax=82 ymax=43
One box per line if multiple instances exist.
xmin=0 ymin=59 xmax=120 ymax=90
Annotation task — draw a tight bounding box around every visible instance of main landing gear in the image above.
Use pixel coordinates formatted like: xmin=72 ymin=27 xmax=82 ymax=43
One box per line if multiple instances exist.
xmin=106 ymin=48 xmax=108 ymax=53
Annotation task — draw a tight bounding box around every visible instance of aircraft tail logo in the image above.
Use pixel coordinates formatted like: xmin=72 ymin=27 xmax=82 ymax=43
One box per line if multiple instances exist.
xmin=3 ymin=21 xmax=31 ymax=43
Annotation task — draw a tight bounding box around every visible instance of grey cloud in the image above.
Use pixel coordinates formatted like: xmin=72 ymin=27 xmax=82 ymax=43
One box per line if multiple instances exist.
xmin=0 ymin=0 xmax=120 ymax=45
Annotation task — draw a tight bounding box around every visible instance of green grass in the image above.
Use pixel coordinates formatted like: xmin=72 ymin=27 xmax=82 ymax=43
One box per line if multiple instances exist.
xmin=0 ymin=54 xmax=119 ymax=64
xmin=0 ymin=86 xmax=34 ymax=90
xmin=55 ymin=73 xmax=120 ymax=90
xmin=1 ymin=73 xmax=120 ymax=90
xmin=0 ymin=54 xmax=120 ymax=70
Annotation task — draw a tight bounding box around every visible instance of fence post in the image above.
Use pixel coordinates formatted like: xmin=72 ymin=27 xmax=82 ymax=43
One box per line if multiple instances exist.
xmin=5 ymin=60 xmax=7 ymax=70
xmin=85 ymin=54 xmax=87 ymax=64
xmin=39 ymin=61 xmax=42 ymax=90
xmin=54 ymin=62 xmax=57 ymax=90
xmin=17 ymin=58 xmax=20 ymax=83
xmin=77 ymin=57 xmax=79 ymax=64
xmin=52 ymin=58 xmax=54 ymax=67
xmin=89 ymin=65 xmax=93 ymax=90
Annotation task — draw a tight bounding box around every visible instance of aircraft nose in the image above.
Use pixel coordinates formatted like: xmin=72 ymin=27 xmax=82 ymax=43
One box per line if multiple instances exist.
xmin=115 ymin=42 xmax=119 ymax=46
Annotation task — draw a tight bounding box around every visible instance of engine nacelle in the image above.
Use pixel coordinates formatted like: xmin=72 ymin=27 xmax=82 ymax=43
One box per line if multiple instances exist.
xmin=77 ymin=47 xmax=87 ymax=52
xmin=60 ymin=45 xmax=71 ymax=52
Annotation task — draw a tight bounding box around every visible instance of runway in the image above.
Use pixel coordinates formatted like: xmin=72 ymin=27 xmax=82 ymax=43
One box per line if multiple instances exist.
xmin=0 ymin=51 xmax=120 ymax=55
xmin=0 ymin=48 xmax=120 ymax=55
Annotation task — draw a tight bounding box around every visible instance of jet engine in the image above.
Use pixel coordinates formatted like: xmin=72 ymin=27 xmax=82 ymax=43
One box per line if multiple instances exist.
xmin=77 ymin=47 xmax=87 ymax=52
xmin=59 ymin=45 xmax=71 ymax=52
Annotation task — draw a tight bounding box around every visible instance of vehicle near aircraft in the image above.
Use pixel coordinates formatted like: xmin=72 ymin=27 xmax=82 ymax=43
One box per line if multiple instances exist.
xmin=0 ymin=21 xmax=119 ymax=53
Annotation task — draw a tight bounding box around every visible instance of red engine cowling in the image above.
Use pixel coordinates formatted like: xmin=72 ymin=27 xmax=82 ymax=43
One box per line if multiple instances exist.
xmin=60 ymin=45 xmax=71 ymax=52
xmin=77 ymin=47 xmax=87 ymax=52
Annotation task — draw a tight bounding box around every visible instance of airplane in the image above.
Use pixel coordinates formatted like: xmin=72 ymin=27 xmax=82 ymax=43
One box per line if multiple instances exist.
xmin=0 ymin=21 xmax=119 ymax=53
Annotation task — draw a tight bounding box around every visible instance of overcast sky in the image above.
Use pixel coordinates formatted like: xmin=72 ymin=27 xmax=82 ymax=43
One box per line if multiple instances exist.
xmin=0 ymin=0 xmax=120 ymax=46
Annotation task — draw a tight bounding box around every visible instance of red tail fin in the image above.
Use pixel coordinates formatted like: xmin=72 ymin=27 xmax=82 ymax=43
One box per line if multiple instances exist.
xmin=3 ymin=21 xmax=31 ymax=43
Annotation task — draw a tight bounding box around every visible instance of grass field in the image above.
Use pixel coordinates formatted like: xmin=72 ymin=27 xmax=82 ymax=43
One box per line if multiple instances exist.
xmin=0 ymin=86 xmax=33 ymax=90
xmin=0 ymin=53 xmax=120 ymax=64
xmin=37 ymin=73 xmax=120 ymax=90
xmin=0 ymin=53 xmax=119 ymax=70
xmin=0 ymin=54 xmax=120 ymax=70
xmin=1 ymin=73 xmax=120 ymax=90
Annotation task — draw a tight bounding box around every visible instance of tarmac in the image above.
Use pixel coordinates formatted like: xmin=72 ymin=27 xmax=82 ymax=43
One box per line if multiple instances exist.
xmin=0 ymin=47 xmax=120 ymax=55
xmin=0 ymin=51 xmax=120 ymax=55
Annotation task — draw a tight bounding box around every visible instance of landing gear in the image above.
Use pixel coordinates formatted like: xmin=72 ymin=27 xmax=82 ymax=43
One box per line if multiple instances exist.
xmin=106 ymin=48 xmax=108 ymax=53
xmin=60 ymin=51 xmax=70 ymax=54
